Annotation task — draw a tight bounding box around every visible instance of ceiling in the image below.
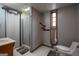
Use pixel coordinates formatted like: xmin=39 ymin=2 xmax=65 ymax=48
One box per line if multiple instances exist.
xmin=2 ymin=3 xmax=75 ymax=13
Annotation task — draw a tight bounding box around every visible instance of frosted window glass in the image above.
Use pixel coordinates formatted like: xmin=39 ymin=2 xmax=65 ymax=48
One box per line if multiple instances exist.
xmin=52 ymin=21 xmax=56 ymax=26
xmin=52 ymin=18 xmax=56 ymax=22
xmin=52 ymin=13 xmax=56 ymax=18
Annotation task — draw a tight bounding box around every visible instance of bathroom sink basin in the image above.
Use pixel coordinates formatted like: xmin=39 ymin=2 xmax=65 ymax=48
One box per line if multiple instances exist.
xmin=0 ymin=37 xmax=16 ymax=46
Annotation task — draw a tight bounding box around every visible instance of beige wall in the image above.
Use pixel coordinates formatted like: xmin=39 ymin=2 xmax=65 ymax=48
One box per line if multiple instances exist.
xmin=58 ymin=5 xmax=77 ymax=46
xmin=76 ymin=4 xmax=79 ymax=42
xmin=31 ymin=7 xmax=43 ymax=51
xmin=42 ymin=12 xmax=51 ymax=46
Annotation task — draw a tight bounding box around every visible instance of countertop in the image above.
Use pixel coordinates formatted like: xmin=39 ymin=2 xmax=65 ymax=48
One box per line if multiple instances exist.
xmin=0 ymin=37 xmax=16 ymax=46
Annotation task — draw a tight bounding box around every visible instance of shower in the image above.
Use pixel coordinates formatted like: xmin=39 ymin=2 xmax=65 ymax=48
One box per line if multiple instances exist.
xmin=17 ymin=9 xmax=32 ymax=54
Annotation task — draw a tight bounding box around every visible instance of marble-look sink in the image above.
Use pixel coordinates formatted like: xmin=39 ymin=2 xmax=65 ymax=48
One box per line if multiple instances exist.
xmin=0 ymin=37 xmax=16 ymax=46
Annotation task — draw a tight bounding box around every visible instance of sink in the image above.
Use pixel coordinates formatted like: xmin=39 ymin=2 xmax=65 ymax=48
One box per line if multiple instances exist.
xmin=0 ymin=37 xmax=16 ymax=46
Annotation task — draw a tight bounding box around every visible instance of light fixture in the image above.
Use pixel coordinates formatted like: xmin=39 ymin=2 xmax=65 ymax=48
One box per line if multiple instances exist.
xmin=22 ymin=7 xmax=30 ymax=12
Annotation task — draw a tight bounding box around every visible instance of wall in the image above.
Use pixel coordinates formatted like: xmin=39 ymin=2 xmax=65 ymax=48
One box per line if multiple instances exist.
xmin=0 ymin=5 xmax=5 ymax=38
xmin=31 ymin=7 xmax=43 ymax=51
xmin=42 ymin=12 xmax=51 ymax=46
xmin=76 ymin=4 xmax=79 ymax=42
xmin=58 ymin=5 xmax=77 ymax=46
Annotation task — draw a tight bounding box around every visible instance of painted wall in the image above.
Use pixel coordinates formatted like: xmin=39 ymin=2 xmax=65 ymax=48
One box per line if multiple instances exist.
xmin=0 ymin=5 xmax=5 ymax=38
xmin=42 ymin=12 xmax=51 ymax=46
xmin=76 ymin=4 xmax=79 ymax=42
xmin=58 ymin=5 xmax=77 ymax=46
xmin=31 ymin=7 xmax=43 ymax=51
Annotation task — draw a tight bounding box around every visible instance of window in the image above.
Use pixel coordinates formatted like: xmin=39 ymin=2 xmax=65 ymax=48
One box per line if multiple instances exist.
xmin=52 ymin=12 xmax=56 ymax=27
xmin=50 ymin=10 xmax=58 ymax=45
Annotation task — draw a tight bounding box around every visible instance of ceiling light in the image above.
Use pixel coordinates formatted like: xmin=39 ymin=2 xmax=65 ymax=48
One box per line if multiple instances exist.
xmin=22 ymin=7 xmax=30 ymax=12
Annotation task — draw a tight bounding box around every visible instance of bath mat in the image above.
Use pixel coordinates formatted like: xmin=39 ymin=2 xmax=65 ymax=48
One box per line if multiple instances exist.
xmin=16 ymin=46 xmax=29 ymax=55
xmin=47 ymin=50 xmax=60 ymax=56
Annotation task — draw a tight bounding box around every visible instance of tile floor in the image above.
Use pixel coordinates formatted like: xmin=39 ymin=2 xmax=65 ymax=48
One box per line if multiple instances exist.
xmin=13 ymin=45 xmax=79 ymax=56
xmin=13 ymin=46 xmax=54 ymax=56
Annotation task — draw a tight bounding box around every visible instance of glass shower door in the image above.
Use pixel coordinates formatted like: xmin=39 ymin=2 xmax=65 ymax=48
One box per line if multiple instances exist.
xmin=21 ymin=13 xmax=30 ymax=47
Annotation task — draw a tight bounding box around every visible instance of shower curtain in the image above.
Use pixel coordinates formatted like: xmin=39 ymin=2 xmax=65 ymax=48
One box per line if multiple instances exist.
xmin=6 ymin=11 xmax=20 ymax=47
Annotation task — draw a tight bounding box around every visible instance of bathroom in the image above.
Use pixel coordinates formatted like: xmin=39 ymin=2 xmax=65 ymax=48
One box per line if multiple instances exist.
xmin=0 ymin=3 xmax=79 ymax=56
